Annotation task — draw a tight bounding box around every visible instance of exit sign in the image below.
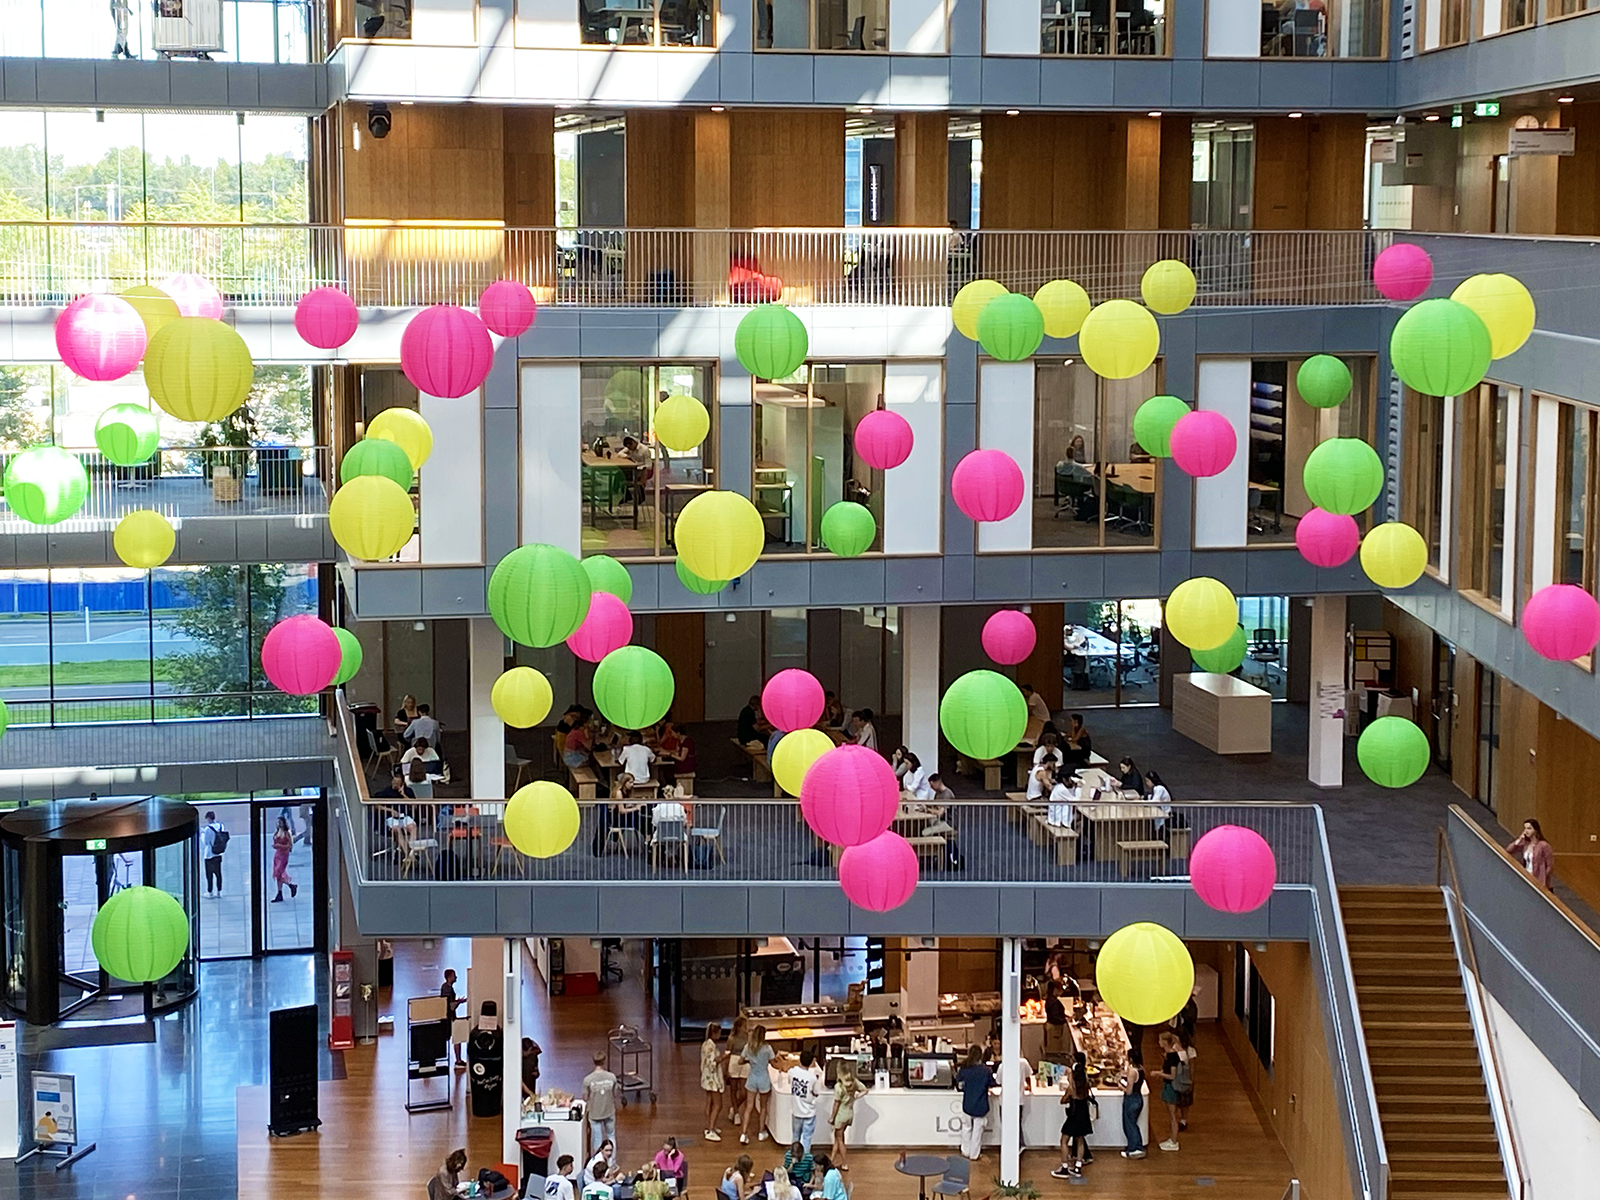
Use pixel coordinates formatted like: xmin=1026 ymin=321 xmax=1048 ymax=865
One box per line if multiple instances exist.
xmin=1474 ymin=101 xmax=1501 ymax=117
xmin=84 ymin=838 xmax=106 ymax=851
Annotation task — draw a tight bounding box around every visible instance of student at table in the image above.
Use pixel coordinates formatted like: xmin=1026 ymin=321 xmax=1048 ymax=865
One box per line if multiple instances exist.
xmin=1117 ymin=757 xmax=1146 ymax=795
xmin=891 ymin=747 xmax=928 ymax=797
xmin=821 ymin=691 xmax=846 ymax=728
xmin=851 ymin=709 xmax=879 ymax=752
xmin=1021 ymin=683 xmax=1052 ymax=724
xmin=594 ymin=777 xmax=649 ymax=854
xmin=1062 ymin=713 xmax=1093 ymax=767
xmin=617 ymin=730 xmax=656 ymax=786
xmin=1025 ymin=755 xmax=1056 ymax=802
xmin=737 ymin=696 xmax=764 ymax=746
xmin=563 ymin=720 xmax=594 ymax=770
xmin=404 ymin=703 xmax=441 ymax=747
xmin=653 ymin=1137 xmax=687 ymax=1188
xmin=430 ymin=1148 xmax=468 ymax=1200
xmin=1045 ymin=767 xmax=1077 ymax=829
xmin=394 ymin=693 xmax=421 ymax=737
xmin=1033 ymin=733 xmax=1063 ymax=771
xmin=401 ymin=737 xmax=442 ymax=775
xmin=925 ymin=773 xmax=955 ymax=802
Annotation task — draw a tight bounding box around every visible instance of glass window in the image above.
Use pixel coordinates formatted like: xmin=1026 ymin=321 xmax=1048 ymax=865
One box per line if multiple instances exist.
xmin=354 ymin=0 xmax=413 ymax=38
xmin=46 ymin=110 xmax=146 ymax=222
xmin=1261 ymin=0 xmax=1384 ymax=57
xmin=1490 ymin=0 xmax=1535 ymax=32
xmin=756 ymin=0 xmax=889 ymax=49
xmin=15 ymin=1 xmax=312 ymax=62
xmin=1554 ymin=401 xmax=1597 ymax=593
xmin=1041 ymin=0 xmax=1165 ymax=56
xmin=1191 ymin=122 xmax=1255 ymax=232
xmin=1062 ymin=599 xmax=1161 ymax=707
xmin=1459 ymin=383 xmax=1514 ymax=604
xmin=1402 ymin=390 xmax=1448 ymax=572
xmin=581 ymin=0 xmax=715 ymax=45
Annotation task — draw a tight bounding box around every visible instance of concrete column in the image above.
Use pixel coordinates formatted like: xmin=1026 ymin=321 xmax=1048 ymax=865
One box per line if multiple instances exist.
xmin=502 ymin=938 xmax=525 ymax=1167
xmin=470 ymin=617 xmax=507 ymax=800
xmin=1308 ymin=594 xmax=1348 ymax=788
xmin=998 ymin=936 xmax=1022 ymax=1185
xmin=900 ymin=605 xmax=941 ymax=769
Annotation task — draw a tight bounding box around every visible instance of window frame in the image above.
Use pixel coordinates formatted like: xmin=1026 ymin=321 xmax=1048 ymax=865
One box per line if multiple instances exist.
xmin=1400 ymin=388 xmax=1450 ymax=580
xmin=1032 ymin=0 xmax=1170 ymax=58
xmin=754 ymin=0 xmax=917 ymax=53
xmin=1456 ymin=380 xmax=1517 ymax=619
xmin=576 ymin=0 xmax=721 ymax=48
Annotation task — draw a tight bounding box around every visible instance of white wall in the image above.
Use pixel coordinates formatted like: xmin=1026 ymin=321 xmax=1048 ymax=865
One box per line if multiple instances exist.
xmin=514 ymin=0 xmax=582 ymax=47
xmin=520 ymin=364 xmax=582 ymax=555
xmin=889 ymin=0 xmax=947 ymax=52
xmin=469 ymin=617 xmax=507 ymax=800
xmin=418 ymin=390 xmax=484 ymax=564
xmin=977 ymin=361 xmax=1034 ymax=553
xmin=1194 ymin=359 xmax=1250 ymax=548
xmin=883 ymin=361 xmax=943 ymax=556
xmin=1206 ymin=0 xmax=1260 ymax=57
xmin=1423 ymin=0 xmax=1442 ymax=50
xmin=983 ymin=0 xmax=1038 ymax=54
xmin=900 ymin=605 xmax=940 ymax=767
xmin=413 ymin=0 xmax=480 ymax=44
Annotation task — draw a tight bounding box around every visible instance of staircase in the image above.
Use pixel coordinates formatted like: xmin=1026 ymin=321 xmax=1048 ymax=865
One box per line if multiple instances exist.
xmin=1339 ymin=885 xmax=1508 ymax=1200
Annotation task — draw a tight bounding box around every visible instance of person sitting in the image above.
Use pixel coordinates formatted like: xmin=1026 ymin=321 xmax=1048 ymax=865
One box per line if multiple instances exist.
xmin=852 ymin=708 xmax=879 ymax=752
xmin=404 ymin=703 xmax=441 ymax=747
xmin=1061 ymin=713 xmax=1093 ymax=766
xmin=584 ymin=1141 xmax=618 ymax=1189
xmin=822 ymin=691 xmax=846 ymax=728
xmin=1021 ymin=683 xmax=1052 ymax=724
xmin=406 ymin=758 xmax=435 ymax=799
xmin=891 ymin=747 xmax=928 ymax=797
xmin=394 ymin=693 xmax=421 ymax=738
xmin=430 ymin=1148 xmax=468 ymax=1200
xmin=401 ymin=737 xmax=442 ymax=775
xmin=635 ymin=1164 xmax=670 ymax=1200
xmin=925 ymin=773 xmax=955 ymax=802
xmin=781 ymin=1143 xmax=814 ymax=1192
xmin=617 ymin=729 xmax=656 ymax=787
xmin=1045 ymin=766 xmax=1076 ymax=829
xmin=373 ymin=767 xmax=411 ymax=799
xmin=658 ymin=721 xmax=686 ymax=759
xmin=653 ymin=1137 xmax=688 ymax=1188
xmin=594 ymin=777 xmax=648 ymax=854
xmin=769 ymin=1167 xmax=802 ymax=1200
xmin=737 ymin=696 xmax=764 ymax=746
xmin=1146 ymin=770 xmax=1183 ymax=828
xmin=1025 ymin=754 xmax=1055 ymax=802
xmin=1117 ymin=756 xmax=1146 ymax=795
xmin=563 ymin=720 xmax=594 ymax=771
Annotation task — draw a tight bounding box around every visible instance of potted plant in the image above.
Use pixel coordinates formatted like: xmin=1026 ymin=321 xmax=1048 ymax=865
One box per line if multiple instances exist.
xmin=199 ymin=405 xmax=258 ymax=501
xmin=991 ymin=1181 xmax=1040 ymax=1200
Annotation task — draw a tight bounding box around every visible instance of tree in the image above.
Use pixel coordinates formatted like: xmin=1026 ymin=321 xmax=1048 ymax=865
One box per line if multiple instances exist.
xmin=0 ymin=365 xmax=52 ymax=450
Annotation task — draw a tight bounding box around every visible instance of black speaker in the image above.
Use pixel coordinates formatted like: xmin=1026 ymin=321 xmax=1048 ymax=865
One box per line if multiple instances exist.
xmin=269 ymin=1004 xmax=322 ymax=1137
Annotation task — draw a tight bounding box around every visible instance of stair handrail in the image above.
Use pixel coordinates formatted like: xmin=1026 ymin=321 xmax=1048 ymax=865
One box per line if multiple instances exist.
xmin=1437 ymin=827 xmax=1529 ymax=1200
xmin=1280 ymin=1181 xmax=1301 ymax=1200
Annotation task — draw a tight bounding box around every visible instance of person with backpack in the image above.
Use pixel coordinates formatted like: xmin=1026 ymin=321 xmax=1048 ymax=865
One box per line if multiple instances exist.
xmin=201 ymin=811 xmax=229 ymax=896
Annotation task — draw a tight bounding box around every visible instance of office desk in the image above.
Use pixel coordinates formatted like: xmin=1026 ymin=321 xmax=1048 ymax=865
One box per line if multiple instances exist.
xmin=582 ymin=454 xmax=640 ymax=528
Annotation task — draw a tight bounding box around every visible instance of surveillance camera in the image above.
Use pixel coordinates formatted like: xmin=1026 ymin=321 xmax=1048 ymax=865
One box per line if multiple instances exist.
xmin=367 ymin=103 xmax=391 ymax=140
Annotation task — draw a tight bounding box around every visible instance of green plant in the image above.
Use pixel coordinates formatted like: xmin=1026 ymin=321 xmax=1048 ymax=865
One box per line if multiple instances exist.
xmin=198 ymin=405 xmax=258 ymax=480
xmin=991 ymin=1180 xmax=1040 ymax=1200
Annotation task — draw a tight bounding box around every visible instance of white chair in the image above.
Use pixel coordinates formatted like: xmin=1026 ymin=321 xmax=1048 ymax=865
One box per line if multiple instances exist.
xmin=689 ymin=805 xmax=726 ymax=863
xmin=506 ymin=743 xmax=532 ymax=790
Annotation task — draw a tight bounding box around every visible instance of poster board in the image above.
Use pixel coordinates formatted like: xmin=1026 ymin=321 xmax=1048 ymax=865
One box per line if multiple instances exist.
xmin=0 ymin=1024 xmax=16 ymax=1158
xmin=30 ymin=1073 xmax=75 ymax=1147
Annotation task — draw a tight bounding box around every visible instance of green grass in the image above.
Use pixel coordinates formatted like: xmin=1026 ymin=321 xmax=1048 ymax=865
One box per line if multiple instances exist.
xmin=0 ymin=660 xmax=183 ymax=687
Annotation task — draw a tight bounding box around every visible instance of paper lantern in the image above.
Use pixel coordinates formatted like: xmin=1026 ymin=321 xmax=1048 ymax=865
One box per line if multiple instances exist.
xmin=1190 ymin=826 xmax=1276 ymax=914
xmin=1034 ymin=279 xmax=1091 ymax=339
xmin=261 ymin=614 xmax=341 ymax=696
xmin=120 ymin=285 xmax=180 ymax=341
xmin=951 ymin=449 xmax=1025 ymax=523
xmin=1296 ymin=355 xmax=1352 ymax=409
xmin=56 ymin=294 xmax=147 ymax=381
xmin=820 ymin=501 xmax=876 ymax=557
xmin=1372 ymin=243 xmax=1433 ymax=301
xmin=1141 ymin=259 xmax=1197 ymax=315
xmin=1522 ymin=584 xmax=1600 ymax=661
xmin=840 ymin=832 xmax=920 ymax=912
xmin=772 ymin=728 xmax=833 ymax=797
xmin=675 ymin=559 xmax=727 ymax=595
xmin=1302 ymin=438 xmax=1383 ymax=516
xmin=0 ymin=697 xmax=8 ymax=742
xmin=855 ymin=409 xmax=914 ymax=470
xmin=1077 ymin=300 xmax=1160 ymax=380
xmin=1357 ymin=716 xmax=1430 ymax=788
xmin=1295 ymin=507 xmax=1361 ymax=568
xmin=478 ymin=279 xmax=538 ymax=338
xmin=939 ymin=670 xmax=1028 ymax=761
xmin=1132 ymin=394 xmax=1189 ymax=458
xmin=1390 ymin=298 xmax=1492 ymax=397
xmin=1360 ymin=522 xmax=1427 ymax=589
xmin=763 ymin=669 xmax=826 ymax=734
xmin=488 ymin=543 xmax=593 ymax=648
xmin=400 ymin=305 xmax=494 ymax=398
xmin=328 ymin=475 xmax=414 ymax=561
xmin=1164 ymin=577 xmax=1238 ymax=652
xmin=653 ymin=394 xmax=710 ymax=453
xmin=674 ymin=491 xmax=765 ymax=582
xmin=94 ymin=403 xmax=160 ymax=467
xmin=366 ymin=407 xmax=434 ymax=471
xmin=294 ymin=287 xmax=358 ymax=350
xmin=734 ymin=304 xmax=808 ymax=379
xmin=3 ymin=447 xmax=88 ymax=525
xmin=1190 ymin=626 xmax=1246 ymax=674
xmin=505 ymin=781 xmax=580 ymax=859
xmin=1169 ymin=409 xmax=1237 ymax=478
xmin=566 ymin=592 xmax=634 ymax=663
xmin=91 ymin=885 xmax=188 ymax=983
xmin=582 ymin=554 xmax=634 ymax=604
xmin=1095 ymin=922 xmax=1195 ymax=1026
xmin=593 ymin=645 xmax=675 ymax=730
xmin=340 ymin=437 xmax=413 ymax=491
xmin=492 ymin=666 xmax=554 ymax=728
xmin=113 ymin=510 xmax=175 ymax=569
xmin=800 ymin=744 xmax=899 ymax=847
xmin=159 ymin=272 xmax=223 ymax=319
xmin=977 ymin=293 xmax=1045 ymax=361
xmin=952 ymin=279 xmax=1006 ymax=340
xmin=144 ymin=317 xmax=254 ymax=423
xmin=332 ymin=627 xmax=363 ymax=687
xmin=1451 ymin=273 xmax=1534 ymax=359
xmin=981 ymin=610 xmax=1037 ymax=666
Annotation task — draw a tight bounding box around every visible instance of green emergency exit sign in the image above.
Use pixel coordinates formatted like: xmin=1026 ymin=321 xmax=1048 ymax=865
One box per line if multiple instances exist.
xmin=85 ymin=838 xmax=107 ymax=851
xmin=1474 ymin=101 xmax=1501 ymax=117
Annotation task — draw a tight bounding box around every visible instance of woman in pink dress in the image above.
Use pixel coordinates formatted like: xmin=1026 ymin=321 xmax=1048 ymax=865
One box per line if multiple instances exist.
xmin=270 ymin=816 xmax=298 ymax=902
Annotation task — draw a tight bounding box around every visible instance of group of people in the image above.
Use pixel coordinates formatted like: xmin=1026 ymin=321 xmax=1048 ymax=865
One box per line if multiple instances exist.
xmin=198 ymin=804 xmax=304 ymax=903
xmin=716 ymin=1149 xmax=847 ymax=1200
xmin=558 ymin=706 xmax=699 ymax=792
xmin=374 ymin=694 xmax=447 ymax=797
xmin=738 ymin=693 xmax=878 ymax=760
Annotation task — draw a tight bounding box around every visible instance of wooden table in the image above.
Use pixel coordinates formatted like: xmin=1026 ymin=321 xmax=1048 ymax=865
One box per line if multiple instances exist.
xmin=1172 ymin=671 xmax=1273 ymax=754
xmin=1078 ymin=801 xmax=1167 ymax=862
xmin=582 ymin=453 xmax=640 ymax=528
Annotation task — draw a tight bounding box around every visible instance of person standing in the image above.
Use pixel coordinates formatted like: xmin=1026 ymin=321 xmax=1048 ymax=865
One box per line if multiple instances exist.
xmin=1150 ymin=1031 xmax=1183 ymax=1151
xmin=269 ymin=815 xmax=298 ymax=902
xmin=440 ymin=968 xmax=466 ymax=1067
xmin=786 ymin=1048 xmax=825 ymax=1152
xmin=701 ymin=1022 xmax=726 ymax=1141
xmin=1120 ymin=1046 xmax=1147 ymax=1159
xmin=110 ymin=0 xmax=132 ymax=58
xmin=1508 ymin=819 xmax=1554 ymax=888
xmin=522 ymin=1036 xmax=543 ymax=1100
xmin=726 ymin=1016 xmax=751 ymax=1130
xmin=954 ymin=1044 xmax=996 ymax=1161
xmin=828 ymin=1067 xmax=865 ymax=1170
xmin=200 ymin=810 xmax=227 ymax=896
xmin=740 ymin=1024 xmax=775 ymax=1144
xmin=583 ymin=1050 xmax=620 ymax=1150
xmin=1173 ymin=1029 xmax=1197 ymax=1132
xmin=1051 ymin=1056 xmax=1096 ymax=1178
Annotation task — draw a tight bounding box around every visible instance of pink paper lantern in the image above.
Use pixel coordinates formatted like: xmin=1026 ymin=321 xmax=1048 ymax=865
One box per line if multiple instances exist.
xmin=982 ymin=610 xmax=1037 ymax=665
xmin=55 ymin=294 xmax=147 ymax=381
xmin=1190 ymin=825 xmax=1277 ymax=914
xmin=801 ymin=744 xmax=899 ymax=848
xmin=1372 ymin=244 xmax=1433 ymax=302
xmin=478 ymin=280 xmax=538 ymax=338
xmin=1169 ymin=410 xmax=1237 ymax=478
xmin=294 ymin=287 xmax=359 ymax=350
xmin=566 ymin=592 xmax=633 ymax=663
xmin=951 ymin=449 xmax=1025 ymax=523
xmin=855 ymin=409 xmax=914 ymax=471
xmin=840 ymin=831 xmax=920 ymax=912
xmin=400 ymin=305 xmax=495 ymax=398
xmin=1295 ymin=507 xmax=1361 ymax=568
xmin=1522 ymin=584 xmax=1600 ymax=662
xmin=260 ymin=615 xmax=342 ymax=697
xmin=159 ymin=273 xmax=224 ymax=319
xmin=762 ymin=668 xmax=825 ymax=733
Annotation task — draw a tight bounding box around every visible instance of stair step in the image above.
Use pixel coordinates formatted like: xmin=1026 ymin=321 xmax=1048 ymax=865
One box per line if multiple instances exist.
xmin=1380 ymin=1098 xmax=1493 ymax=1117
xmin=1383 ymin=1128 xmax=1504 ymax=1143
xmin=1375 ymin=1078 xmax=1487 ymax=1096
xmin=1389 ymin=1151 xmax=1506 ymax=1166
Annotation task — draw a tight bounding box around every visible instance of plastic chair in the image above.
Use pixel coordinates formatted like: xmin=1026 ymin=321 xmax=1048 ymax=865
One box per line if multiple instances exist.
xmin=650 ymin=817 xmax=688 ymax=867
xmin=689 ymin=805 xmax=726 ymax=863
xmin=506 ymin=743 xmax=532 ymax=790
xmin=931 ymin=1156 xmax=970 ymax=1199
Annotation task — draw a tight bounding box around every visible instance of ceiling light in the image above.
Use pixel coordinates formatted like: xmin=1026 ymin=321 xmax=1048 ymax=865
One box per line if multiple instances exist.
xmin=1424 ymin=112 xmax=1441 ymax=122
xmin=711 ymin=105 xmax=725 ymax=112
xmin=858 ymin=106 xmax=873 ymax=114
xmin=1147 ymin=111 xmax=1162 ymax=118
xmin=1559 ymin=95 xmax=1576 ymax=104
xmin=1288 ymin=111 xmax=1303 ymax=119
xmin=1005 ymin=109 xmax=1020 ymax=116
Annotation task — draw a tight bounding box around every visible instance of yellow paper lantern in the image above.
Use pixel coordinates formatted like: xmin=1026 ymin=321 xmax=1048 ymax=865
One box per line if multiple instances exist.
xmin=328 ymin=474 xmax=415 ymax=561
xmin=1450 ymin=273 xmax=1535 ymax=359
xmin=504 ymin=781 xmax=581 ymax=859
xmin=1077 ymin=300 xmax=1160 ymax=380
xmin=675 ymin=490 xmax=765 ymax=582
xmin=113 ymin=509 xmax=175 ymax=568
xmin=366 ymin=407 xmax=434 ymax=471
xmin=653 ymin=394 xmax=710 ymax=453
xmin=143 ymin=316 xmax=254 ymax=423
xmin=772 ymin=728 xmax=834 ymax=797
xmin=492 ymin=666 xmax=553 ymax=728
xmin=1360 ymin=521 xmax=1428 ymax=589
xmin=1164 ymin=576 xmax=1238 ymax=652
xmin=1140 ymin=260 xmax=1197 ymax=315
xmin=952 ymin=279 xmax=1007 ymax=341
xmin=1095 ymin=922 xmax=1195 ymax=1026
xmin=120 ymin=285 xmax=181 ymax=343
xmin=1034 ymin=279 xmax=1091 ymax=339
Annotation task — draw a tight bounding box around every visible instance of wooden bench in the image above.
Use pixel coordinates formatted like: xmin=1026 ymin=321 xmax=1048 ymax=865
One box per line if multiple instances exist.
xmin=957 ymin=754 xmax=1002 ymax=791
xmin=831 ymin=834 xmax=947 ymax=867
xmin=1030 ymin=814 xmax=1080 ymax=865
xmin=730 ymin=738 xmax=780 ymax=795
xmin=1117 ymin=839 xmax=1169 ymax=877
xmin=568 ymin=765 xmax=598 ymax=799
xmin=1166 ymin=826 xmax=1193 ymax=860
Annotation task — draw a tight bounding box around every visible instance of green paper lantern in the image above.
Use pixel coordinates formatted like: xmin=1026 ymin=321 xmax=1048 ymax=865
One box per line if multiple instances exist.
xmin=593 ymin=645 xmax=676 ymax=731
xmin=332 ymin=627 xmax=363 ymax=687
xmin=820 ymin=501 xmax=876 ymax=557
xmin=0 ymin=697 xmax=8 ymax=741
xmin=735 ymin=304 xmax=808 ymax=380
xmin=977 ymin=293 xmax=1045 ymax=362
xmin=939 ymin=669 xmax=1028 ymax=762
xmin=1133 ymin=395 xmax=1190 ymax=458
xmin=1302 ymin=438 xmax=1384 ymax=516
xmin=1357 ymin=716 xmax=1431 ymax=789
xmin=1296 ymin=355 xmax=1352 ymax=409
xmin=583 ymin=554 xmax=634 ymax=604
xmin=91 ymin=884 xmax=188 ymax=983
xmin=3 ymin=446 xmax=88 ymax=525
xmin=487 ymin=544 xmax=593 ymax=648
xmin=1190 ymin=625 xmax=1247 ymax=674
xmin=340 ymin=436 xmax=414 ymax=491
xmin=1389 ymin=298 xmax=1492 ymax=397
xmin=94 ymin=403 xmax=160 ymax=467
xmin=675 ymin=559 xmax=727 ymax=595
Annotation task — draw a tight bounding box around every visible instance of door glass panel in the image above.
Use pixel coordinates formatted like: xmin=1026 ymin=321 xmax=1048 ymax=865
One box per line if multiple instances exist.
xmin=194 ymin=799 xmax=252 ymax=959
xmin=262 ymin=795 xmax=315 ymax=951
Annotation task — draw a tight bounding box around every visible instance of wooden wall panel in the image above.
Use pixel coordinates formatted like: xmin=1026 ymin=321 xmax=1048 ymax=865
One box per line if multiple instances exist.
xmin=654 ymin=612 xmax=706 ymax=723
xmin=1018 ymin=603 xmax=1064 ymax=713
xmin=937 ymin=939 xmax=999 ymax=995
xmin=895 ymin=113 xmax=949 ymax=227
xmin=340 ymin=102 xmax=504 ymax=221
xmin=1451 ymin=654 xmax=1480 ymax=799
xmin=1558 ymin=103 xmax=1600 ymax=235
xmin=1159 ymin=115 xmax=1192 ymax=229
xmin=980 ymin=114 xmax=1172 ymax=231
xmin=503 ymin=107 xmax=556 ymax=228
xmin=1253 ymin=118 xmax=1310 ymax=230
xmin=1255 ymin=115 xmax=1365 ymax=231
xmin=728 ymin=109 xmax=845 ymax=227
xmin=1382 ymin=602 xmax=1436 ymax=745
xmin=1122 ymin=116 xmax=1163 ymax=230
xmin=626 ymin=110 xmax=696 ymax=228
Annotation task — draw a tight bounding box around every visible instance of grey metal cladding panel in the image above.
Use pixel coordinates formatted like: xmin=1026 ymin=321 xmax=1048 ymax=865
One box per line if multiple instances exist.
xmin=809 ymin=558 xmax=886 ymax=606
xmin=719 ymin=52 xmax=755 ymax=102
xmin=177 ymin=763 xmax=239 ymax=793
xmin=949 ymin=53 xmax=982 ymax=104
xmin=521 ymin=306 xmax=582 ymax=357
xmin=747 ymin=886 xmax=788 ymax=932
xmin=1099 ymin=885 xmax=1189 ymax=933
xmin=497 ymin=886 xmax=534 ymax=933
xmin=784 ymin=886 xmax=852 ymax=934
xmin=577 ymin=309 xmax=661 ymax=357
xmin=421 ymin=567 xmax=490 ymax=615
xmin=41 ymin=531 xmax=111 ymax=566
xmin=1193 ymin=311 xmax=1254 ymax=354
xmin=599 ymin=885 xmax=683 ymax=934
xmin=972 ymin=555 xmax=1032 ymax=600
xmin=1244 ymin=547 xmax=1318 ymax=595
xmin=1250 ymin=308 xmax=1327 ymax=354
xmin=1266 ymin=887 xmax=1312 ymax=939
xmin=1188 ymin=550 xmax=1248 ymax=591
xmin=428 ymin=886 xmax=497 ymax=935
xmin=979 ymin=57 xmax=1042 ymax=107
xmin=885 ymin=556 xmax=944 ymax=603
xmin=1033 ymin=885 xmax=1106 ymax=936
xmin=751 ymin=54 xmax=814 ymax=103
xmin=353 ymin=568 xmax=424 ymax=618
xmin=354 ymin=885 xmax=424 ymax=937
xmin=852 ymin=887 xmax=935 ymax=936
xmin=930 ymin=887 xmax=1002 ymax=935
xmin=1160 ymin=551 xmax=1194 ymax=593
xmin=1257 ymin=63 xmax=1331 ymax=111
xmin=258 ymin=64 xmax=324 ymax=110
xmin=34 ymin=59 xmax=96 ymax=104
xmin=1032 ymin=553 xmax=1105 ymax=600
xmin=1315 ymin=559 xmax=1374 ymax=594
xmin=264 ymin=518 xmax=329 ymax=562
xmin=998 ymin=888 xmax=1038 ymax=935
xmin=1110 ymin=60 xmax=1171 ymax=108
xmin=1182 ymin=890 xmax=1271 ymax=940
xmin=265 ymin=759 xmax=328 ymax=788
xmin=233 ymin=518 xmax=269 ymax=562
xmin=0 ymin=532 xmax=14 ymax=567
xmin=1579 ymin=1041 xmax=1600 ymax=1123
xmin=1330 ymin=62 xmax=1392 ymax=111
xmin=95 ymin=60 xmax=173 ymax=106
xmin=1039 ymin=59 xmax=1115 ymax=108
xmin=531 ymin=885 xmax=601 ymax=934
xmin=1102 ymin=552 xmax=1161 ymax=599
xmin=1198 ymin=61 xmax=1260 ymax=109
xmin=655 ymin=564 xmax=710 ymax=610
xmin=179 ymin=520 xmax=237 ymax=562
xmin=1168 ymin=57 xmax=1202 ymax=109
xmin=624 ymin=563 xmax=660 ymax=610
xmin=812 ymin=55 xmax=890 ymax=105
xmin=226 ymin=64 xmax=263 ymax=108
xmin=749 ymin=559 xmax=813 ymax=607
xmin=942 ymin=553 xmax=975 ymax=600
xmin=683 ymin=887 xmax=754 ymax=934
xmin=3 ymin=58 xmax=38 ymax=103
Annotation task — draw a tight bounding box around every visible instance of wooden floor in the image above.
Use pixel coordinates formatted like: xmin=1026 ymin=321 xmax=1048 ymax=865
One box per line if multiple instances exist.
xmin=239 ymin=940 xmax=1296 ymax=1199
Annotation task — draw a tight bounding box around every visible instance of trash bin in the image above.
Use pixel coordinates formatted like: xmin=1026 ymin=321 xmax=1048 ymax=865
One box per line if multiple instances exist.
xmin=467 ymin=1000 xmax=503 ymax=1118
xmin=516 ymin=1125 xmax=554 ymax=1198
xmin=257 ymin=444 xmax=303 ymax=494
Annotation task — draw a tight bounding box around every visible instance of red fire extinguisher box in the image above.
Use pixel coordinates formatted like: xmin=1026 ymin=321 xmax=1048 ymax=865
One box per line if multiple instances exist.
xmin=329 ymin=950 xmax=355 ymax=1050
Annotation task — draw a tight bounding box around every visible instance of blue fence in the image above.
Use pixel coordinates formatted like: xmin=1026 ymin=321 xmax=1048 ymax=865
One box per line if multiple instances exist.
xmin=0 ymin=576 xmax=317 ymax=616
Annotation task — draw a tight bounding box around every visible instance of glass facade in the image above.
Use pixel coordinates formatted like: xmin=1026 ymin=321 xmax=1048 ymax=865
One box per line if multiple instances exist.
xmin=0 ymin=0 xmax=312 ymax=63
